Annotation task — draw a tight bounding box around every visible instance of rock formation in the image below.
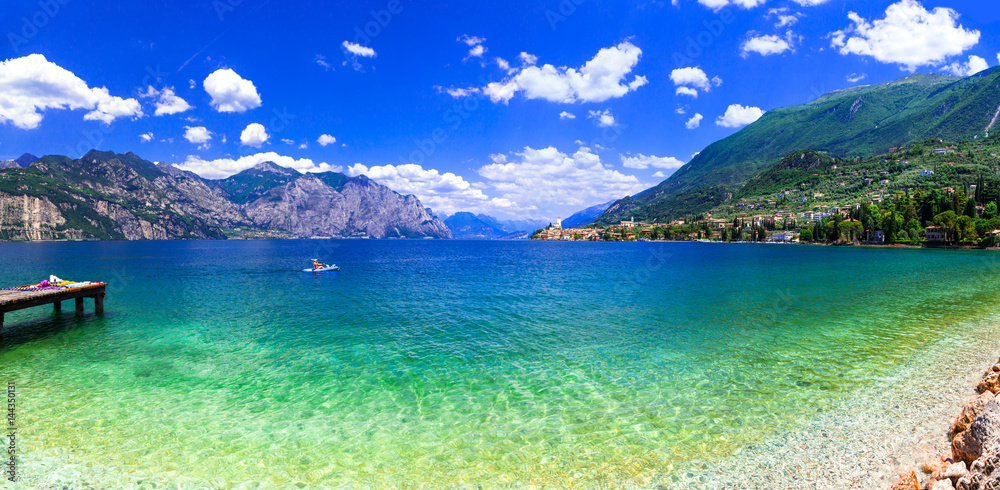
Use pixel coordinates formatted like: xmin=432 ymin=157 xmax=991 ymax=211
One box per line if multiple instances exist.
xmin=892 ymin=358 xmax=1000 ymax=490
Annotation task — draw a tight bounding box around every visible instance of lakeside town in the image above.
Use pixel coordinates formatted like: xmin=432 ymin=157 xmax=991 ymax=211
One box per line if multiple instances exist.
xmin=533 ymin=140 xmax=1000 ymax=247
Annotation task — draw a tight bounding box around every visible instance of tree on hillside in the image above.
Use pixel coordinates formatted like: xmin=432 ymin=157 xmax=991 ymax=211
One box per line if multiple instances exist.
xmin=800 ymin=225 xmax=813 ymax=242
xmin=985 ymin=202 xmax=998 ymax=220
xmin=963 ymin=197 xmax=977 ymax=219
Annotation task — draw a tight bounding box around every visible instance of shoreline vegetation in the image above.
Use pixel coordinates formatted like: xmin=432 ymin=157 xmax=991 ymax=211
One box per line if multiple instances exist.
xmin=889 ymin=359 xmax=1000 ymax=490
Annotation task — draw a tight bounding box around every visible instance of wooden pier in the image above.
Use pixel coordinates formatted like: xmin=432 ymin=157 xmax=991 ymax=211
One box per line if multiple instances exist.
xmin=0 ymin=283 xmax=106 ymax=332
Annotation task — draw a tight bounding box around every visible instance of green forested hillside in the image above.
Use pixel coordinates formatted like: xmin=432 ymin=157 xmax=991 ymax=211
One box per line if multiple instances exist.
xmin=599 ymin=67 xmax=1000 ymax=223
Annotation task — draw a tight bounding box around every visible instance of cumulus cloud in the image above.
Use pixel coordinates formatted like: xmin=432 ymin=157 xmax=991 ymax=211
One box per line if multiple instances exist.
xmin=347 ymin=162 xmax=493 ymax=216
xmin=686 ymin=113 xmax=704 ymax=129
xmin=588 ymin=109 xmax=615 ymax=127
xmin=716 ymin=104 xmax=765 ymax=128
xmin=741 ymin=32 xmax=797 ymax=57
xmin=769 ymin=8 xmax=803 ymax=27
xmin=791 ymin=0 xmax=830 ymax=4
xmin=620 ymin=153 xmax=685 ymax=170
xmin=696 ymin=0 xmax=766 ymax=11
xmin=559 ymin=111 xmax=576 ymax=120
xmin=943 ymin=55 xmax=989 ymax=77
xmin=438 ymin=86 xmax=480 ymax=98
xmin=183 ymin=126 xmax=213 ymax=144
xmin=669 ymin=67 xmax=721 ymax=93
xmin=830 ymin=0 xmax=980 ymax=71
xmin=141 ymin=86 xmax=192 ymax=116
xmin=317 ymin=134 xmax=337 ymax=146
xmin=0 ymin=54 xmax=142 ymax=129
xmin=468 ymin=45 xmax=486 ymax=58
xmin=203 ymin=68 xmax=262 ymax=113
xmin=476 ymin=146 xmax=650 ymax=214
xmin=240 ymin=123 xmax=269 ymax=148
xmin=676 ymin=87 xmax=698 ymax=98
xmin=139 ymin=132 xmax=153 ymax=142
xmin=176 ymin=152 xmax=343 ymax=180
xmin=281 ymin=138 xmax=295 ymax=145
xmin=342 ymin=41 xmax=376 ymax=58
xmin=847 ymin=73 xmax=868 ymax=83
xmin=475 ymin=42 xmax=647 ymax=104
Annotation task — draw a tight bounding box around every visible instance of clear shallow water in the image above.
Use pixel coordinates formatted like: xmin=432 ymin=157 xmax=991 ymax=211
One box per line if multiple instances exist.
xmin=1 ymin=240 xmax=1000 ymax=487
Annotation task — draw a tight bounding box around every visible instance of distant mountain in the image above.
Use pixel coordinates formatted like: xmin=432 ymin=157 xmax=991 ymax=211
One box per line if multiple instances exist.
xmin=561 ymin=200 xmax=615 ymax=228
xmin=0 ymin=150 xmax=450 ymax=240
xmin=443 ymin=212 xmax=546 ymax=239
xmin=599 ymin=67 xmax=1000 ymax=223
xmin=16 ymin=153 xmax=38 ymax=167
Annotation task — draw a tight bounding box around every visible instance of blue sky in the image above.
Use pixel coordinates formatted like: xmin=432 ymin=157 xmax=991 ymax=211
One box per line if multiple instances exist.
xmin=0 ymin=0 xmax=997 ymax=219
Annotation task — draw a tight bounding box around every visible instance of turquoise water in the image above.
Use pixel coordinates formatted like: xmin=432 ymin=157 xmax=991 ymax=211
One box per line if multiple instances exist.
xmin=2 ymin=240 xmax=999 ymax=487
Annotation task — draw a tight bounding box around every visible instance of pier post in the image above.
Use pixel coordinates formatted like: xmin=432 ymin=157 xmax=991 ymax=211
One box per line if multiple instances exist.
xmin=75 ymin=297 xmax=84 ymax=313
xmin=94 ymin=294 xmax=104 ymax=314
xmin=53 ymin=301 xmax=61 ymax=312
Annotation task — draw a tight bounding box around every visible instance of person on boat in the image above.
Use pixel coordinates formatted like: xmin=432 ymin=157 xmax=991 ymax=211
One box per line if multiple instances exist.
xmin=312 ymin=259 xmax=327 ymax=270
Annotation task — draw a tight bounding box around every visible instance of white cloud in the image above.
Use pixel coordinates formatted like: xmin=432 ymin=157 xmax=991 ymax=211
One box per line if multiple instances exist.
xmin=342 ymin=41 xmax=376 ymax=58
xmin=476 ymin=146 xmax=650 ymax=214
xmin=476 ymin=42 xmax=647 ymax=104
xmin=315 ymin=55 xmax=332 ymax=70
xmin=741 ymin=32 xmax=795 ymax=57
xmin=675 ymin=105 xmax=688 ymax=115
xmin=997 ymin=53 xmax=1000 ymax=66
xmin=676 ymin=87 xmax=698 ymax=98
xmin=141 ymin=86 xmax=192 ymax=116
xmin=176 ymin=152 xmax=343 ymax=180
xmin=652 ymin=171 xmax=667 ymax=178
xmin=716 ymin=104 xmax=765 ymax=128
xmin=496 ymin=58 xmax=511 ymax=72
xmin=670 ymin=67 xmax=720 ymax=92
xmin=240 ymin=123 xmax=269 ymax=148
xmin=769 ymin=8 xmax=803 ymax=27
xmin=299 ymin=143 xmax=308 ymax=149
xmin=0 ymin=54 xmax=142 ymax=129
xmin=943 ymin=55 xmax=989 ymax=77
xmin=458 ymin=35 xmax=486 ymax=47
xmin=791 ymin=0 xmax=830 ymax=4
xmin=139 ymin=132 xmax=153 ymax=142
xmin=686 ymin=113 xmax=704 ymax=129
xmin=588 ymin=109 xmax=615 ymax=127
xmin=468 ymin=45 xmax=486 ymax=58
xmin=281 ymin=138 xmax=295 ymax=145
xmin=203 ymin=68 xmax=262 ymax=113
xmin=183 ymin=126 xmax=213 ymax=144
xmin=317 ymin=134 xmax=337 ymax=146
xmin=696 ymin=0 xmax=766 ymax=12
xmin=440 ymin=86 xmax=480 ymax=98
xmin=847 ymin=73 xmax=867 ymax=83
xmin=830 ymin=0 xmax=980 ymax=71
xmin=347 ymin=162 xmax=493 ymax=216
xmin=620 ymin=153 xmax=685 ymax=170
xmin=559 ymin=111 xmax=576 ymax=120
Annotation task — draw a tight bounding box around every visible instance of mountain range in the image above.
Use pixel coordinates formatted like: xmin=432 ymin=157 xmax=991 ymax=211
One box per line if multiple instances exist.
xmin=0 ymin=150 xmax=450 ymax=241
xmin=598 ymin=67 xmax=1000 ymax=224
xmin=442 ymin=212 xmax=547 ymax=239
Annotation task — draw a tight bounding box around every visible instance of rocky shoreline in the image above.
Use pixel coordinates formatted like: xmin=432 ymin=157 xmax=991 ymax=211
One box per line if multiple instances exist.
xmin=890 ymin=359 xmax=1000 ymax=490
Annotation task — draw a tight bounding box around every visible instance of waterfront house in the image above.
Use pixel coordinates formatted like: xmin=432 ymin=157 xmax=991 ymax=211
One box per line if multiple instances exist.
xmin=924 ymin=226 xmax=946 ymax=241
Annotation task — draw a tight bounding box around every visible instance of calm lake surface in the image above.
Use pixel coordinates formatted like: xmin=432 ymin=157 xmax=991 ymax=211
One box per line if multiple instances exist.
xmin=1 ymin=240 xmax=999 ymax=487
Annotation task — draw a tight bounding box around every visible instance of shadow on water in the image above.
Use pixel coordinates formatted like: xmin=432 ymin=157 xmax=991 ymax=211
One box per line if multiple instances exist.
xmin=0 ymin=311 xmax=110 ymax=350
